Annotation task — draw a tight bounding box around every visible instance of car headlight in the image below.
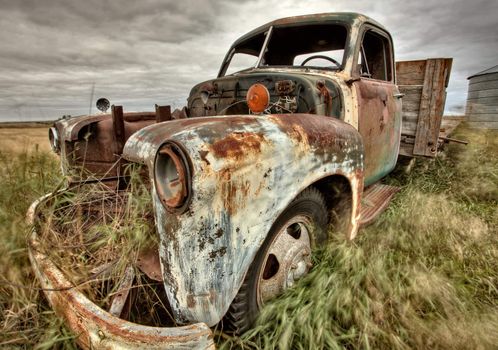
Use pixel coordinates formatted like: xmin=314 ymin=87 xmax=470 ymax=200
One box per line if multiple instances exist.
xmin=48 ymin=127 xmax=60 ymax=154
xmin=154 ymin=142 xmax=192 ymax=212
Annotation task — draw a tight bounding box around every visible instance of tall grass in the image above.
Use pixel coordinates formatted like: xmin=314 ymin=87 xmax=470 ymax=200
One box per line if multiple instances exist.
xmin=221 ymin=126 xmax=498 ymax=349
xmin=0 ymin=124 xmax=496 ymax=349
xmin=0 ymin=151 xmax=73 ymax=349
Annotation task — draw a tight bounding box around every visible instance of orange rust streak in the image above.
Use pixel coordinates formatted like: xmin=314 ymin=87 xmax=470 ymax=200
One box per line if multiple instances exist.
xmin=210 ymin=132 xmax=265 ymax=160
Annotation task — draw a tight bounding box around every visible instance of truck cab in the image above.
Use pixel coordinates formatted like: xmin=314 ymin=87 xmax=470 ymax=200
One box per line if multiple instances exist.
xmin=187 ymin=13 xmax=402 ymax=186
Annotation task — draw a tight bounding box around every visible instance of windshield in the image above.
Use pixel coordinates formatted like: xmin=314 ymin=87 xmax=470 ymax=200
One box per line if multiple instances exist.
xmin=220 ymin=24 xmax=348 ymax=76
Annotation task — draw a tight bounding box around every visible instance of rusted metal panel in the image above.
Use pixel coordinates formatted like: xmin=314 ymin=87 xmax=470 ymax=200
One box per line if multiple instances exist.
xmin=27 ymin=196 xmax=215 ymax=350
xmin=354 ymin=80 xmax=402 ymax=186
xmin=359 ymin=183 xmax=399 ymax=226
xmin=112 ymin=105 xmax=126 ymax=154
xmin=53 ymin=111 xmax=157 ymax=179
xmin=155 ymin=105 xmax=172 ymax=123
xmin=137 ymin=248 xmax=163 ymax=282
xmin=108 ymin=266 xmax=135 ymax=318
xmin=123 ymin=113 xmax=364 ymax=326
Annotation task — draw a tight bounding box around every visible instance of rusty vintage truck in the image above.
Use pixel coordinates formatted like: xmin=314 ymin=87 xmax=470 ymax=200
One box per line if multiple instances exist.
xmin=29 ymin=12 xmax=453 ymax=349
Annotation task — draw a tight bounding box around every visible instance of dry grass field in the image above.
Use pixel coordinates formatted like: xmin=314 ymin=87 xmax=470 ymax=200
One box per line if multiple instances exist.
xmin=0 ymin=126 xmax=51 ymax=154
xmin=0 ymin=123 xmax=496 ymax=349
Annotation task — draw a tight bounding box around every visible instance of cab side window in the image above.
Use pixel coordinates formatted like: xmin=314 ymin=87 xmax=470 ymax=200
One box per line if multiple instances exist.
xmin=359 ymin=30 xmax=393 ymax=81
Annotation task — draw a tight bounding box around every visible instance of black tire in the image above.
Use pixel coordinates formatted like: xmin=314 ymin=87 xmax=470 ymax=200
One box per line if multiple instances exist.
xmin=223 ymin=187 xmax=328 ymax=334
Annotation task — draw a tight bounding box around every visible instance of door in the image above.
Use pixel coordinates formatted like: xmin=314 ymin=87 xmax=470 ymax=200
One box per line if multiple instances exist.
xmin=354 ymin=28 xmax=402 ymax=186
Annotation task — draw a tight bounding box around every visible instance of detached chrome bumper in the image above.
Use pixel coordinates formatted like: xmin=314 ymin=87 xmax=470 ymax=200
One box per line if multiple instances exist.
xmin=27 ymin=195 xmax=215 ymax=349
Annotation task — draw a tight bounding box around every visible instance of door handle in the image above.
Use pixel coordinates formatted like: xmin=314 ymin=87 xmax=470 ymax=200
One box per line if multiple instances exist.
xmin=393 ymin=93 xmax=405 ymax=99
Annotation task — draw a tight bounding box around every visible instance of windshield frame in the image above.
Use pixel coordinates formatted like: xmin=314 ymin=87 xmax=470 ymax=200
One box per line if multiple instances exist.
xmin=218 ymin=22 xmax=351 ymax=77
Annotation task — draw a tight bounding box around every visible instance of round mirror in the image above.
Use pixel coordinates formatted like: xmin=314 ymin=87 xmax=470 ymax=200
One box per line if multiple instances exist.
xmin=96 ymin=98 xmax=110 ymax=113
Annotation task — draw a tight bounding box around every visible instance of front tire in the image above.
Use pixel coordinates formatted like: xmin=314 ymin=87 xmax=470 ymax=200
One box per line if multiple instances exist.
xmin=223 ymin=187 xmax=328 ymax=333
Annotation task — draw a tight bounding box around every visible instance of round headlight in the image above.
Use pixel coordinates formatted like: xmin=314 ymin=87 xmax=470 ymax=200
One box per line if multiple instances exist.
xmin=48 ymin=127 xmax=60 ymax=154
xmin=154 ymin=142 xmax=191 ymax=211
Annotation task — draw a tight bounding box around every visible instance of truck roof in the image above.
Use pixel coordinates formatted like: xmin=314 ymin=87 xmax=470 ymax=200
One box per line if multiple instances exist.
xmin=232 ymin=12 xmax=388 ymax=48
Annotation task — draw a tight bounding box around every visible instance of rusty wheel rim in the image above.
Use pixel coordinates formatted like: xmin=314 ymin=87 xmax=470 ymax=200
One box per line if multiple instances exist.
xmin=256 ymin=215 xmax=313 ymax=307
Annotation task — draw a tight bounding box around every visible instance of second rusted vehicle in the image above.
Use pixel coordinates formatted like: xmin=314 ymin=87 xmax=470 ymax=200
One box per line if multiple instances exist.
xmin=31 ymin=12 xmax=452 ymax=348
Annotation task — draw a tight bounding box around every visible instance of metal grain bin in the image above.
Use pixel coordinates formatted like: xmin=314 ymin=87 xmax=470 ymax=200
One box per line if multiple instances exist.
xmin=466 ymin=65 xmax=498 ymax=129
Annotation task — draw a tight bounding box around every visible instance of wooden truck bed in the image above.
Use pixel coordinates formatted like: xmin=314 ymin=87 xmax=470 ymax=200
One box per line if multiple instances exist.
xmin=397 ymin=58 xmax=454 ymax=157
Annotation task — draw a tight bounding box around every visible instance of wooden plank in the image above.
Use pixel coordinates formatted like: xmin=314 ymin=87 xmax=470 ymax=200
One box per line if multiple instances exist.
xmin=400 ymin=89 xmax=422 ymax=102
xmin=399 ymin=85 xmax=422 ymax=136
xmin=402 ymin=99 xmax=422 ymax=113
xmin=413 ymin=59 xmax=450 ymax=156
xmin=413 ymin=60 xmax=436 ymax=155
xmin=398 ymin=85 xmax=424 ymax=91
xmin=402 ymin=124 xmax=419 ymax=132
xmin=399 ymin=142 xmax=415 ymax=156
xmin=401 ymin=114 xmax=420 ymax=132
xmin=440 ymin=117 xmax=464 ymax=138
xmin=396 ymin=60 xmax=427 ymax=85
xmin=442 ymin=58 xmax=453 ymax=87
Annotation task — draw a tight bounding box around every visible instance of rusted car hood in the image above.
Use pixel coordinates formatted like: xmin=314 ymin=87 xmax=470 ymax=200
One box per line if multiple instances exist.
xmin=123 ymin=116 xmax=254 ymax=166
xmin=123 ymin=114 xmax=356 ymax=166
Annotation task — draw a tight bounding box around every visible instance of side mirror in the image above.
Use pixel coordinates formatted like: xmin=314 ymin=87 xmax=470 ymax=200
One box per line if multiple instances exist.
xmin=96 ymin=98 xmax=110 ymax=113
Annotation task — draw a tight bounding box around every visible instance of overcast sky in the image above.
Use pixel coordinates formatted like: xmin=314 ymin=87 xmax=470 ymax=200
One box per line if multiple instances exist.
xmin=0 ymin=0 xmax=497 ymax=122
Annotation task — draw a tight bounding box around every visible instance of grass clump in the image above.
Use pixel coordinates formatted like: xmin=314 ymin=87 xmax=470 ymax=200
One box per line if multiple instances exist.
xmin=222 ymin=124 xmax=498 ymax=349
xmin=32 ymin=164 xmax=174 ymax=327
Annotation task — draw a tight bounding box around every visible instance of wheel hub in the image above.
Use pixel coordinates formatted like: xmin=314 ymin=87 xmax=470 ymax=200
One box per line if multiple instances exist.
xmin=257 ymin=216 xmax=313 ymax=306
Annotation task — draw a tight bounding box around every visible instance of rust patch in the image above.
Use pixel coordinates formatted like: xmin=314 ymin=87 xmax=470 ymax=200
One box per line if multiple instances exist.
xmin=136 ymin=248 xmax=163 ymax=282
xmin=316 ymin=80 xmax=332 ymax=114
xmin=268 ymin=114 xmax=354 ymax=154
xmin=210 ymin=131 xmax=265 ymax=160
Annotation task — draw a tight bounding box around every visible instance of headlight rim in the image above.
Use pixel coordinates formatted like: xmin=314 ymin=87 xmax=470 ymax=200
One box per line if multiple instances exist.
xmin=154 ymin=141 xmax=193 ymax=213
xmin=48 ymin=126 xmax=60 ymax=154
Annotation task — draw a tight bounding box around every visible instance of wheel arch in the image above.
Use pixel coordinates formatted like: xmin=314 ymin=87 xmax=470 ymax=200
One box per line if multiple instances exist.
xmin=311 ymin=174 xmax=355 ymax=239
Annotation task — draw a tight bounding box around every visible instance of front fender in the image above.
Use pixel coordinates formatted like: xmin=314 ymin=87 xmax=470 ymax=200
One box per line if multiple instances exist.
xmin=123 ymin=114 xmax=364 ymax=326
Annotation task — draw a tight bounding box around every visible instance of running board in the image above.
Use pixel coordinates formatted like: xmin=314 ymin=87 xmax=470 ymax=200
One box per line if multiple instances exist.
xmin=360 ymin=183 xmax=400 ymax=227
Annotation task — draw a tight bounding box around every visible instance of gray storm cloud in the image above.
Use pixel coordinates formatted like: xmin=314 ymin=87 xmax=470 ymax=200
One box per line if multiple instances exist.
xmin=0 ymin=0 xmax=496 ymax=121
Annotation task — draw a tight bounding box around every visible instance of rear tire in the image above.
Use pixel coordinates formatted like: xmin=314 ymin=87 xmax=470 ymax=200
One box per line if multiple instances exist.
xmin=223 ymin=187 xmax=327 ymax=333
